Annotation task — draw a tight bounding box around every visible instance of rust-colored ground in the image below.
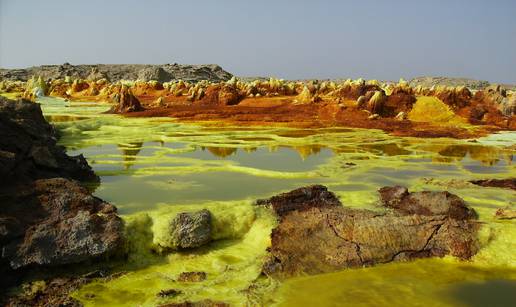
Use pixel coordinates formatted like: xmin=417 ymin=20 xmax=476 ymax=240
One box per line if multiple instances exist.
xmin=123 ymin=96 xmax=510 ymax=139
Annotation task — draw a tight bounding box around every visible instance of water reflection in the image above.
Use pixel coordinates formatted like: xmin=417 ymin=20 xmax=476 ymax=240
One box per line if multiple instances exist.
xmin=360 ymin=143 xmax=412 ymax=156
xmin=202 ymin=147 xmax=238 ymax=158
xmin=291 ymin=145 xmax=322 ymax=160
xmin=434 ymin=144 xmax=513 ymax=166
xmin=118 ymin=142 xmax=143 ymax=170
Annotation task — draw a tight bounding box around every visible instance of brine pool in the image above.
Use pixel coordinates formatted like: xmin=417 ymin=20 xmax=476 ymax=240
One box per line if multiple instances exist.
xmin=39 ymin=97 xmax=516 ymax=306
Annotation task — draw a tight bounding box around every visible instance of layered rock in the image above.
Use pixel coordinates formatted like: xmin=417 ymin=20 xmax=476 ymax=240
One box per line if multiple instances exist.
xmin=260 ymin=185 xmax=479 ymax=278
xmin=0 ymin=96 xmax=124 ymax=289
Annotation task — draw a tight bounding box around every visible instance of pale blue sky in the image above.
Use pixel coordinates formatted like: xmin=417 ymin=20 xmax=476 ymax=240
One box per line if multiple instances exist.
xmin=1 ymin=0 xmax=515 ymax=82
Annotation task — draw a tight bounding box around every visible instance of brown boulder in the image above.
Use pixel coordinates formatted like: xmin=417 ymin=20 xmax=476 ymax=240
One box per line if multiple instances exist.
xmin=262 ymin=185 xmax=479 ymax=278
xmin=218 ymin=85 xmax=243 ymax=105
xmin=435 ymin=87 xmax=472 ymax=109
xmin=198 ymin=84 xmax=243 ymax=106
xmin=384 ymin=92 xmax=416 ymax=116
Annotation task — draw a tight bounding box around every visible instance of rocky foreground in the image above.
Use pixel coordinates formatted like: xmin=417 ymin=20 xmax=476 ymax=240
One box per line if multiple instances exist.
xmin=258 ymin=185 xmax=479 ymax=278
xmin=0 ymin=96 xmax=124 ymax=293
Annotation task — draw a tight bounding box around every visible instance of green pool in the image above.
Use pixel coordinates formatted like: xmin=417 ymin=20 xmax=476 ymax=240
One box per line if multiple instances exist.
xmin=38 ymin=97 xmax=516 ymax=306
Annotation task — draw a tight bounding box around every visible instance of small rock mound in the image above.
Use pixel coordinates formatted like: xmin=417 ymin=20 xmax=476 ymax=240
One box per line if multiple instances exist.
xmin=107 ymin=85 xmax=144 ymax=113
xmin=255 ymin=185 xmax=341 ymax=217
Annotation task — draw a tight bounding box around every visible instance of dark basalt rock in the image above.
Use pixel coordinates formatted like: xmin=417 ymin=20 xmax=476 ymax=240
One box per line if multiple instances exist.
xmin=2 ymin=178 xmax=124 ymax=269
xmin=0 ymin=96 xmax=97 ymax=183
xmin=262 ymin=185 xmax=479 ymax=278
xmin=470 ymin=178 xmax=516 ymax=191
xmin=158 ymin=289 xmax=182 ymax=298
xmin=0 ymin=96 xmax=124 ymax=292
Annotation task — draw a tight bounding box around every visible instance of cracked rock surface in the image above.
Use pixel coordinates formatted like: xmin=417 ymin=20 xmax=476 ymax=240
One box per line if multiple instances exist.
xmin=260 ymin=185 xmax=479 ymax=278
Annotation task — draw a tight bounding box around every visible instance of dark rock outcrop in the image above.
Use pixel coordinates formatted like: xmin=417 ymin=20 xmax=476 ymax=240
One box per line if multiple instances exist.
xmin=0 ymin=96 xmax=123 ymax=290
xmin=2 ymin=178 xmax=123 ymax=269
xmin=0 ymin=63 xmax=233 ymax=83
xmin=470 ymin=178 xmax=516 ymax=191
xmin=0 ymin=96 xmax=97 ymax=183
xmin=261 ymin=185 xmax=479 ymax=278
xmin=107 ymin=85 xmax=144 ymax=113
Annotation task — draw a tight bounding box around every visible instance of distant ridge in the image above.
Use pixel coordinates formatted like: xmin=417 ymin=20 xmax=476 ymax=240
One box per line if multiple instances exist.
xmin=0 ymin=63 xmax=233 ymax=83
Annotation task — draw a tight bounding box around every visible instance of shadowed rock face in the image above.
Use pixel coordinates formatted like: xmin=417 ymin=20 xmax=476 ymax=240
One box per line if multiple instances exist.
xmin=0 ymin=96 xmax=97 ymax=183
xmin=0 ymin=96 xmax=123 ymax=289
xmin=260 ymin=185 xmax=479 ymax=278
xmin=0 ymin=63 xmax=233 ymax=83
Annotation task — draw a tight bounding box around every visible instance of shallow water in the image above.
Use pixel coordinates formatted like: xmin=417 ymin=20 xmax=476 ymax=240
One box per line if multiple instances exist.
xmin=38 ymin=97 xmax=516 ymax=306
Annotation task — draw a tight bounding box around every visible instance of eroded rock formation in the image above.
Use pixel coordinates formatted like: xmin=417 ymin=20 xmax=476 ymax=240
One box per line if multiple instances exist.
xmin=107 ymin=85 xmax=144 ymax=113
xmin=260 ymin=185 xmax=479 ymax=278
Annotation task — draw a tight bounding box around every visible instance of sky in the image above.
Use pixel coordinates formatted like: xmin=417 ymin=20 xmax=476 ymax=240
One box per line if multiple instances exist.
xmin=1 ymin=0 xmax=515 ymax=83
